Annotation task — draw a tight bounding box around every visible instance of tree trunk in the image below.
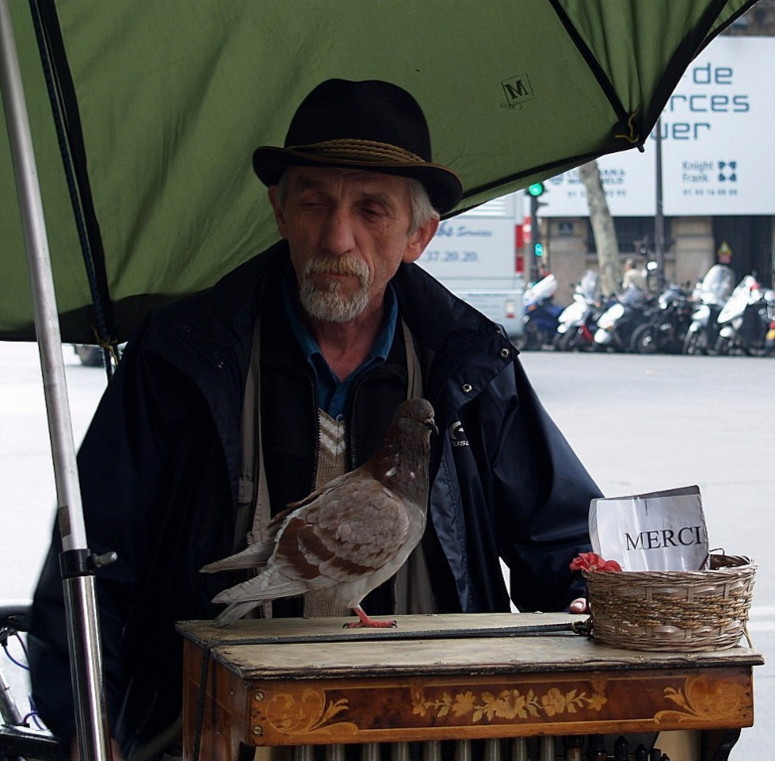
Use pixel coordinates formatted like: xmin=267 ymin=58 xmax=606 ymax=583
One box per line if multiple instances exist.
xmin=579 ymin=161 xmax=620 ymax=296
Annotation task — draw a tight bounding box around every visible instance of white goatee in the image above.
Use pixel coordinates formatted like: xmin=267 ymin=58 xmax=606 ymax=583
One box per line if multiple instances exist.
xmin=298 ymin=254 xmax=372 ymax=322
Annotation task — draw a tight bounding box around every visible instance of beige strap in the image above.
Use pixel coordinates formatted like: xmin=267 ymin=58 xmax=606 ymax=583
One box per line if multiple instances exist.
xmin=241 ymin=320 xmax=272 ymax=550
xmin=237 ymin=319 xmax=272 ymax=617
xmin=393 ymin=320 xmax=436 ymax=614
xmin=402 ymin=318 xmax=422 ymax=399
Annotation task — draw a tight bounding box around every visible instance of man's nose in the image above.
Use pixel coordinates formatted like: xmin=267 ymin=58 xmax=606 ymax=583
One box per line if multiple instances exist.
xmin=321 ymin=209 xmax=355 ymax=255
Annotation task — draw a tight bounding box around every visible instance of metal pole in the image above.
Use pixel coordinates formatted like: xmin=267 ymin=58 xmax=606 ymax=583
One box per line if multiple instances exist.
xmin=654 ymin=116 xmax=666 ymax=290
xmin=0 ymin=3 xmax=112 ymax=760
xmin=530 ymin=193 xmax=539 ymax=282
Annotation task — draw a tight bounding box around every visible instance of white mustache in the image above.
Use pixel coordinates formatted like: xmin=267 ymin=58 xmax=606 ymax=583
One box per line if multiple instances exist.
xmin=303 ymin=255 xmax=370 ymax=282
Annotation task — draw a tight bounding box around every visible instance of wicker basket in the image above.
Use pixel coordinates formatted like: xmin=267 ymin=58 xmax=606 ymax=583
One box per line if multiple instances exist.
xmin=583 ymin=554 xmax=756 ymax=652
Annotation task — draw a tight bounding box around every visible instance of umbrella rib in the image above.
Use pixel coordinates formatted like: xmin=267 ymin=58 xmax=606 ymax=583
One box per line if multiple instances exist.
xmin=29 ymin=0 xmax=117 ymax=362
xmin=644 ymin=0 xmax=758 ymax=134
xmin=547 ymin=0 xmax=632 ymax=130
xmin=698 ymin=0 xmax=760 ymax=49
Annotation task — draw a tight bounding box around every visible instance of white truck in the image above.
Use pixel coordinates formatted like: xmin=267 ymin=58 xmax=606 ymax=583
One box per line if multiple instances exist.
xmin=416 ymin=191 xmax=525 ymax=340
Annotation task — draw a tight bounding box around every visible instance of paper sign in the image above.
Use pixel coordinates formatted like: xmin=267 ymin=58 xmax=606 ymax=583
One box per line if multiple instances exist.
xmin=589 ymin=485 xmax=709 ymax=572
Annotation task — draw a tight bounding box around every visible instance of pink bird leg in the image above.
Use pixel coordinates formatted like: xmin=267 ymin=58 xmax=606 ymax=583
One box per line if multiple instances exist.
xmin=344 ymin=605 xmax=398 ymax=629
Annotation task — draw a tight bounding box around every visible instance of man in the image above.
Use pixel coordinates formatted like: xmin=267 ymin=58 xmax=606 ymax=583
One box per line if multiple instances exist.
xmin=622 ymin=257 xmax=648 ymax=293
xmin=28 ymin=79 xmax=599 ymax=760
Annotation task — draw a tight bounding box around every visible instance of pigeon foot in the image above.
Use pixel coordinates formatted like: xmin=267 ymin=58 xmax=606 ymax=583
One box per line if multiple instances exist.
xmin=344 ymin=606 xmax=398 ymax=629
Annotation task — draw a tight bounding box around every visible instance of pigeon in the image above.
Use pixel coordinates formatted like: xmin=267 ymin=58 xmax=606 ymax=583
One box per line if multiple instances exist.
xmin=201 ymin=398 xmax=436 ymax=627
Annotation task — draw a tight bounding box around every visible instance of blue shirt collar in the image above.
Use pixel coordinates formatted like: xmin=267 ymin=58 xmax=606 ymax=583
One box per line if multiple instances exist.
xmin=283 ymin=274 xmax=398 ymax=417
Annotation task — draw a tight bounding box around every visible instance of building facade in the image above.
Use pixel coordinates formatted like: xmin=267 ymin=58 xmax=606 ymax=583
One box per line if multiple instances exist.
xmin=537 ymin=14 xmax=775 ymax=304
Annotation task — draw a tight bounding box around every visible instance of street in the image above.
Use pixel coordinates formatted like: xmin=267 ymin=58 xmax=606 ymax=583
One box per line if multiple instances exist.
xmin=1 ymin=342 xmax=773 ymax=757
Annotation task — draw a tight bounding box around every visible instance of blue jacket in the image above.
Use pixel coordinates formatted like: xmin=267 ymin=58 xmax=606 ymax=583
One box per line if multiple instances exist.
xmin=29 ymin=242 xmax=598 ymax=756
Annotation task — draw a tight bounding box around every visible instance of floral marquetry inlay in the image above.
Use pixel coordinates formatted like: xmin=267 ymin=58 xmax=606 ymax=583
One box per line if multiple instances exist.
xmin=246 ymin=670 xmax=752 ymax=745
xmin=656 ymin=675 xmax=748 ymax=723
xmin=410 ymin=685 xmax=608 ymax=724
xmin=254 ymin=688 xmax=358 ymax=738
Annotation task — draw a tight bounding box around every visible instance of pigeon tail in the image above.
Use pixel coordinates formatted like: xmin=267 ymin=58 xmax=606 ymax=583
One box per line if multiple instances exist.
xmin=211 ymin=569 xmax=306 ymax=606
xmin=214 ymin=600 xmax=263 ymax=627
xmin=201 ymin=539 xmax=273 ymax=572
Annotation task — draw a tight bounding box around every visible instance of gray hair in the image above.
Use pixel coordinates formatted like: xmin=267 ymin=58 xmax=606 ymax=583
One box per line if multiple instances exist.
xmin=274 ymin=172 xmax=439 ymax=233
xmin=407 ymin=178 xmax=440 ymax=233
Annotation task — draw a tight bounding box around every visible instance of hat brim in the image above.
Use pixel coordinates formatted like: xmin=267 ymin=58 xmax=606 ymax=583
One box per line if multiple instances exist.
xmin=253 ymin=146 xmax=463 ymax=215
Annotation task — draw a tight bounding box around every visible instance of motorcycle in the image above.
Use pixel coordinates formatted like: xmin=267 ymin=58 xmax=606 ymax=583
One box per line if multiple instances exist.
xmin=630 ymin=284 xmax=694 ymax=354
xmin=713 ymin=275 xmax=775 ymax=356
xmin=593 ymin=285 xmax=654 ymax=352
xmin=682 ymin=264 xmax=735 ymax=355
xmin=766 ymin=312 xmax=775 ymax=356
xmin=553 ymin=271 xmax=609 ymax=352
xmin=516 ymin=273 xmax=563 ymax=350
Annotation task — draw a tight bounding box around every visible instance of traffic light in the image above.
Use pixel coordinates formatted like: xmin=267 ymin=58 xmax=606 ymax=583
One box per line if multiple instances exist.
xmin=527 ymin=182 xmax=547 ymax=281
xmin=528 ymin=182 xmax=547 ymax=215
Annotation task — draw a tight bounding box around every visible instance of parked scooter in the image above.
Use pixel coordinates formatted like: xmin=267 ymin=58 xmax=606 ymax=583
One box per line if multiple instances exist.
xmin=766 ymin=311 xmax=775 ymax=356
xmin=554 ymin=271 xmax=608 ymax=351
xmin=593 ymin=285 xmax=654 ymax=352
xmin=516 ymin=273 xmax=563 ymax=350
xmin=682 ymin=264 xmax=735 ymax=355
xmin=630 ymin=284 xmax=694 ymax=354
xmin=713 ymin=275 xmax=775 ymax=356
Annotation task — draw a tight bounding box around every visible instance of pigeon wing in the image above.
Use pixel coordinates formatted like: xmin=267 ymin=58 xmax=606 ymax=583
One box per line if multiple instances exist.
xmin=273 ymin=476 xmax=413 ymax=587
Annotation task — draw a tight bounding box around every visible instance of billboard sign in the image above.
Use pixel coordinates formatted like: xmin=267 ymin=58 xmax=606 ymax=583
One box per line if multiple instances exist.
xmin=541 ymin=37 xmax=775 ymax=217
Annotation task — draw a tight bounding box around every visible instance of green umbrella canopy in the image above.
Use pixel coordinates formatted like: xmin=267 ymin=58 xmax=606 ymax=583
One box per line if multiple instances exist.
xmin=0 ymin=0 xmax=756 ymax=343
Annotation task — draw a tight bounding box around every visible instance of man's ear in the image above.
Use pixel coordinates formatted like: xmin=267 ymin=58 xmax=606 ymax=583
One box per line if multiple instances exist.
xmin=268 ymin=186 xmax=288 ymax=238
xmin=403 ymin=216 xmax=440 ymax=263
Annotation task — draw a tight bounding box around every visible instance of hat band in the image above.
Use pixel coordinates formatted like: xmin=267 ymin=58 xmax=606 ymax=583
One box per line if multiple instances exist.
xmin=289 ymin=139 xmax=426 ymax=166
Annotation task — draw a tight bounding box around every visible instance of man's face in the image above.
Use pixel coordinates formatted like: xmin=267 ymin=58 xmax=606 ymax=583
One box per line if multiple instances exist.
xmin=268 ymin=167 xmax=438 ymax=322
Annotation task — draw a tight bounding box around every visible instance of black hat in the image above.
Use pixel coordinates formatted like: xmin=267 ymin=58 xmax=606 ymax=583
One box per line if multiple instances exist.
xmin=252 ymin=79 xmax=463 ymax=214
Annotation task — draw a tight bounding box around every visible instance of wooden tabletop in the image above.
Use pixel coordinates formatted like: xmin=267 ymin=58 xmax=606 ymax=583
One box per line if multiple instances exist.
xmin=177 ymin=613 xmax=763 ymax=680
